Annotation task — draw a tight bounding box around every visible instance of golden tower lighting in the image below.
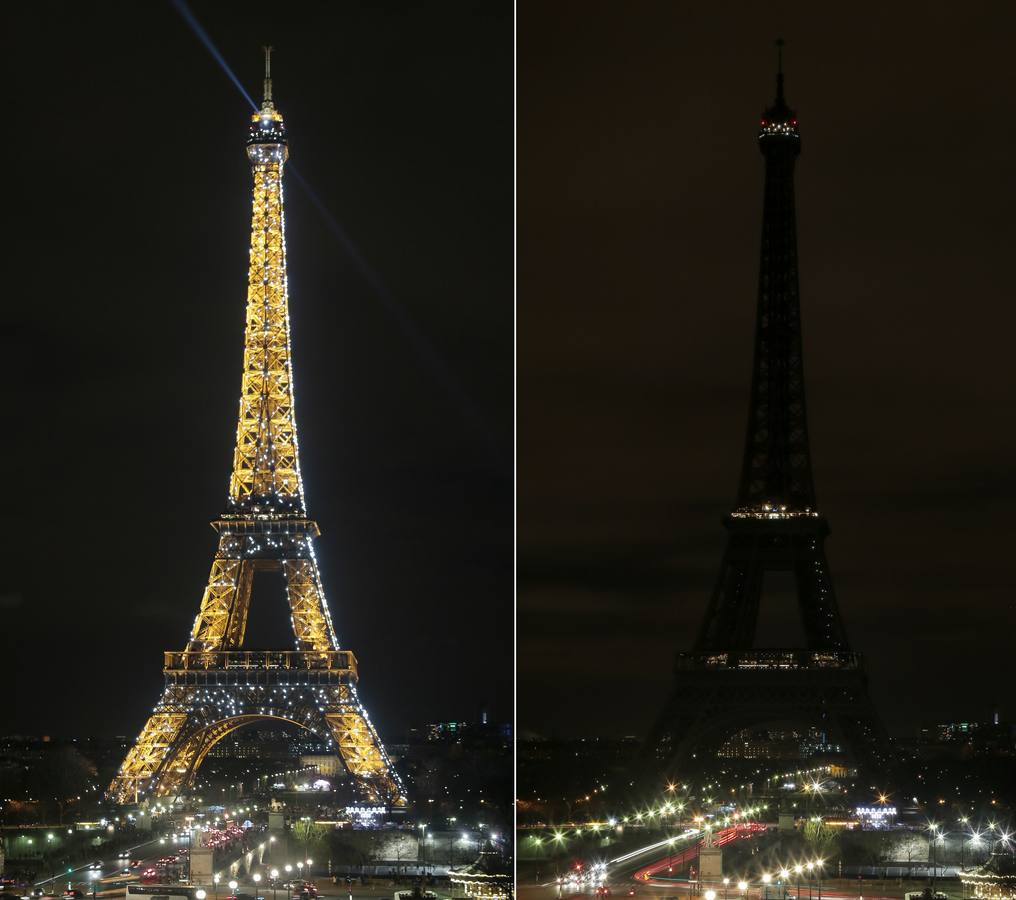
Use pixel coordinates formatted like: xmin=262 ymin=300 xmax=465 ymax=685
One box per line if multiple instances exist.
xmin=107 ymin=49 xmax=405 ymax=807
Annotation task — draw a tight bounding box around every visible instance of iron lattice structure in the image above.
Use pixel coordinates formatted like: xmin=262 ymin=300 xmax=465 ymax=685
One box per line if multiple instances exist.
xmin=108 ymin=55 xmax=405 ymax=807
xmin=647 ymin=55 xmax=890 ymax=777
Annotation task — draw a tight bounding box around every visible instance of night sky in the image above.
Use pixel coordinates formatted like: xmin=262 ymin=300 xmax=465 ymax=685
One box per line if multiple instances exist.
xmin=1 ymin=2 xmax=512 ymax=738
xmin=518 ymin=3 xmax=1016 ymax=738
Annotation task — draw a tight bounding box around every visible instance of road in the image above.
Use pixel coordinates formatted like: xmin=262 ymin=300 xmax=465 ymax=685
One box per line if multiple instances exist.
xmin=34 ymin=835 xmax=178 ymax=894
xmin=517 ymin=877 xmax=941 ymax=900
xmin=519 ymin=826 xmax=923 ymax=900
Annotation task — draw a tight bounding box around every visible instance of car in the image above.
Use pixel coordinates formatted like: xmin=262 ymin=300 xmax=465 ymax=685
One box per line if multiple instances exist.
xmin=595 ymin=888 xmax=611 ymax=897
xmin=62 ymin=892 xmax=84 ymax=899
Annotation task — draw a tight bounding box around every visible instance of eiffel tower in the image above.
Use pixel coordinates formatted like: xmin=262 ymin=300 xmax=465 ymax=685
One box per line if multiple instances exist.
xmin=107 ymin=50 xmax=405 ymax=807
xmin=646 ymin=45 xmax=890 ymax=778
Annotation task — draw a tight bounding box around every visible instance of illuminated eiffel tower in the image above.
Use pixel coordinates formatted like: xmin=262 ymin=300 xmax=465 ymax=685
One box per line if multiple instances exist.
xmin=107 ymin=50 xmax=405 ymax=807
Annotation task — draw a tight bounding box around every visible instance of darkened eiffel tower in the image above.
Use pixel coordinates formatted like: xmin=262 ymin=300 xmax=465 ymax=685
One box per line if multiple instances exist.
xmin=647 ymin=45 xmax=890 ymax=778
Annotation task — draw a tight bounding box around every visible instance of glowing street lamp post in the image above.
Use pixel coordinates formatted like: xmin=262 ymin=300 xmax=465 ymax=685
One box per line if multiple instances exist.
xmin=270 ymin=869 xmax=279 ymax=900
xmin=762 ymin=873 xmax=772 ymax=900
xmin=806 ymin=862 xmax=815 ymax=900
xmin=723 ymin=877 xmax=731 ymax=900
xmin=794 ymin=865 xmax=803 ymax=900
xmin=929 ymin=825 xmax=940 ymax=893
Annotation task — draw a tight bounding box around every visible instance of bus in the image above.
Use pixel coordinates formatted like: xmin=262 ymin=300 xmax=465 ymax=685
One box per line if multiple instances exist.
xmin=126 ymin=886 xmax=202 ymax=900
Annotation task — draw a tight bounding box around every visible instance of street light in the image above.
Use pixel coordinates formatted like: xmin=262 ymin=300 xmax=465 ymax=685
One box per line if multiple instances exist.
xmin=285 ymin=866 xmax=292 ymax=874
xmin=794 ymin=865 xmax=803 ymax=900
xmin=270 ymin=869 xmax=279 ymax=900
xmin=928 ymin=825 xmax=940 ymax=892
xmin=763 ymin=873 xmax=772 ymax=900
xmin=229 ymin=881 xmax=238 ymax=893
xmin=196 ymin=891 xmax=207 ymax=900
xmin=724 ymin=877 xmax=731 ymax=900
xmin=213 ymin=874 xmax=220 ymax=900
xmin=706 ymin=892 xmax=717 ymax=900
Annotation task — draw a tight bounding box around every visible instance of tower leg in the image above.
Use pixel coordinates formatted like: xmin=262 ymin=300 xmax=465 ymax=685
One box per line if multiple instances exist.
xmin=325 ymin=698 xmax=405 ymax=806
xmin=107 ymin=698 xmax=188 ymax=804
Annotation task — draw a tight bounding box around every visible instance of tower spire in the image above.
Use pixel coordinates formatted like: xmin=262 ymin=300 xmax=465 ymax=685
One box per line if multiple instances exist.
xmin=775 ymin=37 xmax=785 ymax=104
xmin=263 ymin=44 xmax=273 ymax=104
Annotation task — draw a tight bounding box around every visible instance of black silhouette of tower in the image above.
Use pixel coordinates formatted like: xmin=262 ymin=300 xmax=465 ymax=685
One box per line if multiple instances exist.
xmin=647 ymin=45 xmax=889 ymax=777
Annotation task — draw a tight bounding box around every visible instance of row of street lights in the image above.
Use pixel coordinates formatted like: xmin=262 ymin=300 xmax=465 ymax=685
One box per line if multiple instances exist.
xmin=702 ymin=861 xmax=825 ymax=900
xmin=199 ymin=858 xmax=315 ymax=900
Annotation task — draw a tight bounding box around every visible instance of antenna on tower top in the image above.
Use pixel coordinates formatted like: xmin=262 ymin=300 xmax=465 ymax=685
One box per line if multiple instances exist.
xmin=263 ymin=45 xmax=274 ymax=104
xmin=775 ymin=37 xmax=785 ymax=103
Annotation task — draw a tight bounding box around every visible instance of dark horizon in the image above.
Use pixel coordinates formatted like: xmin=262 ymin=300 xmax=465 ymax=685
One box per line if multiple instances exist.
xmin=519 ymin=4 xmax=1016 ymax=741
xmin=1 ymin=2 xmax=512 ymax=739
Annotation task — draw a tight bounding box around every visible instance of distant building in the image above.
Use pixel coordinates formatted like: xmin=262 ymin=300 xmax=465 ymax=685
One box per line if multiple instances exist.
xmin=717 ymin=726 xmax=840 ymax=760
xmin=917 ymin=715 xmax=1015 ymax=758
xmin=424 ymin=720 xmax=512 ymax=743
xmin=298 ymin=754 xmax=344 ymax=777
xmin=962 ymin=854 xmax=1016 ymax=900
xmin=449 ymin=849 xmax=512 ymax=900
xmin=207 ymin=728 xmax=329 ymax=759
